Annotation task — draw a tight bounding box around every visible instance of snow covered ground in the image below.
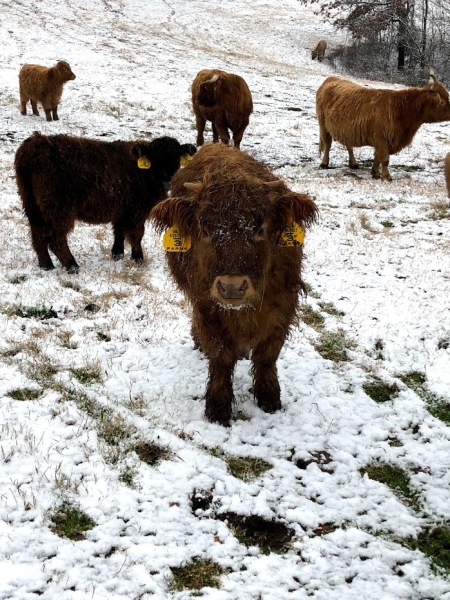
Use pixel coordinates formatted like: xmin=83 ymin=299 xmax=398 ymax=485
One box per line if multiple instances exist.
xmin=0 ymin=0 xmax=449 ymax=598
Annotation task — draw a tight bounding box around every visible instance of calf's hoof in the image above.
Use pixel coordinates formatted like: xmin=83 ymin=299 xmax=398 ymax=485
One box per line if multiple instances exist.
xmin=66 ymin=263 xmax=80 ymax=274
xmin=39 ymin=261 xmax=55 ymax=271
xmin=319 ymin=163 xmax=329 ymax=169
xmin=256 ymin=393 xmax=282 ymax=414
xmin=205 ymin=402 xmax=232 ymax=427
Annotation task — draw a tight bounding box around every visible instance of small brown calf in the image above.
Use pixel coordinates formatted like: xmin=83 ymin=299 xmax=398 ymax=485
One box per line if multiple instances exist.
xmin=19 ymin=60 xmax=76 ymax=121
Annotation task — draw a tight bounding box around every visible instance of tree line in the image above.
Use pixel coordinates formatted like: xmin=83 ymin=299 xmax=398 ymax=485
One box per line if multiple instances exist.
xmin=301 ymin=0 xmax=450 ymax=85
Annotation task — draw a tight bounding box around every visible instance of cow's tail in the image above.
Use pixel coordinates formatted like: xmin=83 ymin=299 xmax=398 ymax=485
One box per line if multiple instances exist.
xmin=318 ymin=136 xmax=324 ymax=157
xmin=15 ymin=156 xmax=43 ymax=227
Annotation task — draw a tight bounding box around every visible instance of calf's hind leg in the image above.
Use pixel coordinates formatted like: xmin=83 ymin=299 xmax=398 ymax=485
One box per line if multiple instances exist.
xmin=29 ymin=225 xmax=55 ymax=270
xmin=319 ymin=124 xmax=332 ymax=168
xmin=48 ymin=230 xmax=79 ymax=273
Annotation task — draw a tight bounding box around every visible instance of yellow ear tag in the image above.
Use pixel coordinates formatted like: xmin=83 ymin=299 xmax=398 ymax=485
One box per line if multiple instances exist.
xmin=180 ymin=154 xmax=193 ymax=167
xmin=138 ymin=156 xmax=151 ymax=169
xmin=279 ymin=222 xmax=305 ymax=246
xmin=162 ymin=226 xmax=191 ymax=252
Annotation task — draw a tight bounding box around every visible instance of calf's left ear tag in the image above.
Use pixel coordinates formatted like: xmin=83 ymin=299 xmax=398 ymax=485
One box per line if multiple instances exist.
xmin=180 ymin=154 xmax=193 ymax=167
xmin=279 ymin=222 xmax=305 ymax=246
xmin=138 ymin=156 xmax=151 ymax=169
xmin=163 ymin=226 xmax=191 ymax=252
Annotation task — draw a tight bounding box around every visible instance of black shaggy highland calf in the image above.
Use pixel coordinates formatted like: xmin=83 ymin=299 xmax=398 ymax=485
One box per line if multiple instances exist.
xmin=15 ymin=132 xmax=196 ymax=272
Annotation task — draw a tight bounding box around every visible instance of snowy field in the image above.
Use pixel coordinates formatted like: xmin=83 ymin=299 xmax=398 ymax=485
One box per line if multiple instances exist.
xmin=0 ymin=0 xmax=449 ymax=598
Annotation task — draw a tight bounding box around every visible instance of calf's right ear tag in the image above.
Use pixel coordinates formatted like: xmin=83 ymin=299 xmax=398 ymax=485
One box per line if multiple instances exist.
xmin=162 ymin=226 xmax=191 ymax=252
xmin=137 ymin=156 xmax=151 ymax=169
xmin=279 ymin=222 xmax=305 ymax=246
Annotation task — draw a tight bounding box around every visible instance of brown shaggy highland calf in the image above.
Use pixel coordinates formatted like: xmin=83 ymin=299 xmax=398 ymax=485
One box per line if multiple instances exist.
xmin=445 ymin=153 xmax=450 ymax=198
xmin=19 ymin=60 xmax=76 ymax=121
xmin=316 ymin=70 xmax=450 ymax=181
xmin=191 ymin=69 xmax=253 ymax=149
xmin=150 ymin=144 xmax=318 ymax=426
xmin=15 ymin=132 xmax=196 ymax=272
xmin=311 ymin=40 xmax=327 ymax=61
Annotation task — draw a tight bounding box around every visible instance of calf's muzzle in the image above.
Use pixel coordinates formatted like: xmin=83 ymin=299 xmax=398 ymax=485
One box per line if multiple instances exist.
xmin=212 ymin=275 xmax=254 ymax=304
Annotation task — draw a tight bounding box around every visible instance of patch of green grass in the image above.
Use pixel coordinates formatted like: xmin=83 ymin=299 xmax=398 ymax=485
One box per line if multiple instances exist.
xmin=8 ymin=387 xmax=42 ymax=401
xmin=118 ymin=465 xmax=139 ymax=488
xmin=96 ymin=332 xmax=111 ymax=342
xmin=318 ymin=301 xmax=345 ymax=317
xmin=71 ymin=365 xmax=102 ymax=385
xmin=315 ymin=330 xmax=355 ymax=362
xmin=9 ymin=275 xmax=27 ymax=284
xmin=362 ymin=464 xmax=420 ymax=511
xmin=225 ymin=456 xmax=272 ymax=481
xmin=400 ymin=371 xmax=450 ymax=425
xmin=97 ymin=413 xmax=134 ymax=446
xmin=4 ymin=304 xmax=57 ymax=320
xmin=363 ymin=378 xmax=400 ymax=403
xmin=406 ymin=525 xmax=450 ymax=574
xmin=133 ymin=441 xmax=172 ymax=466
xmin=381 ymin=220 xmax=395 ymax=228
xmin=170 ymin=557 xmax=224 ymax=592
xmin=219 ymin=512 xmax=294 ymax=554
xmin=50 ymin=502 xmax=96 ymax=541
xmin=299 ymin=305 xmax=325 ymax=328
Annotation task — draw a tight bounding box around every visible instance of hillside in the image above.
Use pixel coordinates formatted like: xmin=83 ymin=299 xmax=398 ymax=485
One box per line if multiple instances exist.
xmin=0 ymin=1 xmax=449 ymax=598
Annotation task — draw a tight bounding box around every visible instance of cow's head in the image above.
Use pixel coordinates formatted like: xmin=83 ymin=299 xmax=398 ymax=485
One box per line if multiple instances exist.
xmin=423 ymin=69 xmax=450 ymax=122
xmin=54 ymin=60 xmax=76 ymax=81
xmin=196 ymin=74 xmax=222 ymax=107
xmin=151 ymin=174 xmax=318 ymax=309
xmin=131 ymin=137 xmax=196 ymax=189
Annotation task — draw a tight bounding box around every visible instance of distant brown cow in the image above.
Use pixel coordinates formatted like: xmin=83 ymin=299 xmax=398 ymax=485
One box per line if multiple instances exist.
xmin=191 ymin=69 xmax=253 ymax=149
xmin=150 ymin=144 xmax=318 ymax=426
xmin=316 ymin=70 xmax=450 ymax=180
xmin=311 ymin=40 xmax=327 ymax=62
xmin=19 ymin=60 xmax=76 ymax=121
xmin=15 ymin=132 xmax=196 ymax=272
xmin=445 ymin=153 xmax=450 ymax=198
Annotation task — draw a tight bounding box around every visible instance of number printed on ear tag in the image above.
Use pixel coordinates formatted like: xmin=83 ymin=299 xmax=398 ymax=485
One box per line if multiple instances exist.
xmin=279 ymin=222 xmax=305 ymax=246
xmin=162 ymin=226 xmax=191 ymax=252
xmin=137 ymin=156 xmax=151 ymax=169
xmin=180 ymin=154 xmax=193 ymax=167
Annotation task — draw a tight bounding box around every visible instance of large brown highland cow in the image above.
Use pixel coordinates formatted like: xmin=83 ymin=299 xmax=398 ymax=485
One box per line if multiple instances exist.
xmin=15 ymin=132 xmax=196 ymax=272
xmin=19 ymin=60 xmax=76 ymax=121
xmin=191 ymin=69 xmax=253 ymax=149
xmin=150 ymin=144 xmax=318 ymax=426
xmin=316 ymin=70 xmax=450 ymax=180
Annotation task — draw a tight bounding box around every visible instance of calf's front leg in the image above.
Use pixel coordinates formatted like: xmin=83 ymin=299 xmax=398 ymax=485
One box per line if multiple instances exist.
xmin=205 ymin=353 xmax=237 ymax=426
xmin=252 ymin=336 xmax=285 ymax=414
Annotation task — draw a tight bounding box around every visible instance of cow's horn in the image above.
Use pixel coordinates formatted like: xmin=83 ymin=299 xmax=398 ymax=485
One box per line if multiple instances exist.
xmin=428 ymin=68 xmax=438 ymax=91
xmin=184 ymin=182 xmax=203 ymax=193
xmin=206 ymin=74 xmax=220 ymax=84
xmin=263 ymin=179 xmax=283 ymax=188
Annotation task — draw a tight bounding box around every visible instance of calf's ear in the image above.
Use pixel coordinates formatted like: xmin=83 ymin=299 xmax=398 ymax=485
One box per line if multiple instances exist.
xmin=150 ymin=196 xmax=196 ymax=234
xmin=274 ymin=191 xmax=318 ymax=229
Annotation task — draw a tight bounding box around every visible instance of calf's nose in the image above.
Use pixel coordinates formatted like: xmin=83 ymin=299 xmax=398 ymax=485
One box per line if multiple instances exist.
xmin=216 ymin=276 xmax=249 ymax=300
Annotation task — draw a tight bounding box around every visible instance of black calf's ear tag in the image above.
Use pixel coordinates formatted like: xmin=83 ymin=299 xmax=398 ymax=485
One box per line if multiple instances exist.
xmin=278 ymin=222 xmax=305 ymax=246
xmin=162 ymin=226 xmax=191 ymax=252
xmin=138 ymin=156 xmax=151 ymax=169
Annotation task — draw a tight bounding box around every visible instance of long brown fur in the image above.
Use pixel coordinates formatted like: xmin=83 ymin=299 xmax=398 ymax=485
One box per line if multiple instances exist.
xmin=191 ymin=69 xmax=253 ymax=149
xmin=316 ymin=74 xmax=450 ymax=180
xmin=19 ymin=60 xmax=76 ymax=121
xmin=150 ymin=144 xmax=318 ymax=426
xmin=15 ymin=132 xmax=196 ymax=272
